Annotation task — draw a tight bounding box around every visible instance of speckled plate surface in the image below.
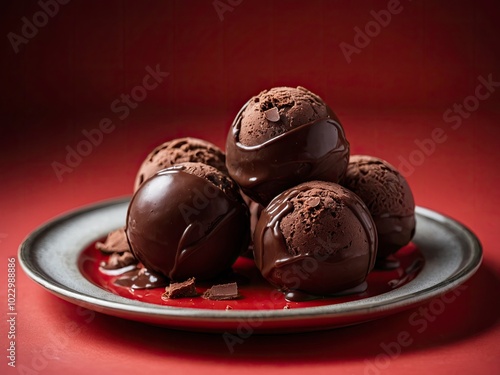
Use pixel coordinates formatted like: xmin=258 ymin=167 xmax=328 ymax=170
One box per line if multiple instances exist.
xmin=19 ymin=197 xmax=482 ymax=333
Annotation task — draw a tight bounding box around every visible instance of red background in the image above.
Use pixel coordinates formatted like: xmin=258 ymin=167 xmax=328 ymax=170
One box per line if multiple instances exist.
xmin=1 ymin=0 xmax=499 ymax=374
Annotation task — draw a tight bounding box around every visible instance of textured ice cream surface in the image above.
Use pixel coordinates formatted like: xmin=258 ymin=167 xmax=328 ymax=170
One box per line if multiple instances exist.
xmin=168 ymin=162 xmax=240 ymax=203
xmin=239 ymin=86 xmax=336 ymax=146
xmin=341 ymin=155 xmax=416 ymax=258
xmin=280 ymin=185 xmax=359 ymax=257
xmin=254 ymin=181 xmax=377 ymax=297
xmin=134 ymin=137 xmax=226 ymax=191
xmin=127 ymin=162 xmax=250 ymax=281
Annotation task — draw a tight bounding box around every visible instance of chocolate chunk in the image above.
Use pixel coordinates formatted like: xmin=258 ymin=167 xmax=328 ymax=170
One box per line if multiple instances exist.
xmin=95 ymin=227 xmax=130 ymax=253
xmin=264 ymin=107 xmax=280 ymax=122
xmin=100 ymin=251 xmax=137 ymax=270
xmin=161 ymin=277 xmax=198 ymax=300
xmin=203 ymin=282 xmax=239 ymax=300
xmin=306 ymin=196 xmax=321 ymax=208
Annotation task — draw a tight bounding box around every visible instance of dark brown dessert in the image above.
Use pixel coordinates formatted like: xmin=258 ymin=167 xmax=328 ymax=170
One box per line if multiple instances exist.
xmin=341 ymin=155 xmax=416 ymax=259
xmin=161 ymin=278 xmax=198 ymax=300
xmin=134 ymin=137 xmax=227 ymax=191
xmin=126 ymin=162 xmax=250 ymax=281
xmin=95 ymin=227 xmax=130 ymax=253
xmin=100 ymin=252 xmax=137 ymax=270
xmin=253 ymin=181 xmax=377 ymax=300
xmin=226 ymin=86 xmax=349 ymax=206
xmin=95 ymin=85 xmax=420 ymax=303
xmin=203 ymin=282 xmax=239 ymax=300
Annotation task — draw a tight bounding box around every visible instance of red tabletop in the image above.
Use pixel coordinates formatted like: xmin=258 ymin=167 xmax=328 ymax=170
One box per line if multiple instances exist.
xmin=1 ymin=1 xmax=499 ymax=374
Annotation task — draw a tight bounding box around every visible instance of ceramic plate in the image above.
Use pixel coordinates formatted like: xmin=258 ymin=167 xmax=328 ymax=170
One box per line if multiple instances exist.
xmin=19 ymin=197 xmax=482 ymax=333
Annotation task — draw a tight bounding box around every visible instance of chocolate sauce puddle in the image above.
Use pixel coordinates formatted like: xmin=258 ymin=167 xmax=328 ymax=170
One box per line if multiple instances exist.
xmin=114 ymin=267 xmax=168 ymax=289
xmin=387 ymin=257 xmax=424 ymax=288
xmin=285 ymin=282 xmax=368 ymax=302
xmin=375 ymin=255 xmax=401 ymax=270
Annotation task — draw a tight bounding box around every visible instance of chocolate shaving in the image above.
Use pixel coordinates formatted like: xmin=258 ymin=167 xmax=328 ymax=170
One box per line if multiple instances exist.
xmin=161 ymin=278 xmax=198 ymax=300
xmin=100 ymin=252 xmax=137 ymax=270
xmin=264 ymin=107 xmax=280 ymax=122
xmin=95 ymin=227 xmax=131 ymax=253
xmin=306 ymin=197 xmax=321 ymax=208
xmin=203 ymin=282 xmax=239 ymax=300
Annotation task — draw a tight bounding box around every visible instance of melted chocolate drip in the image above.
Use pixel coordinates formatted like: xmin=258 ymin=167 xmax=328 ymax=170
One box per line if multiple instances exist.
xmin=387 ymin=257 xmax=424 ymax=288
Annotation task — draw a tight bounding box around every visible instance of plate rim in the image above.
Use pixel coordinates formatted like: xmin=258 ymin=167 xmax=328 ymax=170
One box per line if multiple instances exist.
xmin=18 ymin=197 xmax=483 ymax=324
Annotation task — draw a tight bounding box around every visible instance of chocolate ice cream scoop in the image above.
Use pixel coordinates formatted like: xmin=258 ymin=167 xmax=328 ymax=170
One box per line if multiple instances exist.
xmin=126 ymin=162 xmax=250 ymax=281
xmin=134 ymin=137 xmax=227 ymax=191
xmin=341 ymin=155 xmax=416 ymax=259
xmin=226 ymin=86 xmax=349 ymax=206
xmin=254 ymin=181 xmax=377 ymax=300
